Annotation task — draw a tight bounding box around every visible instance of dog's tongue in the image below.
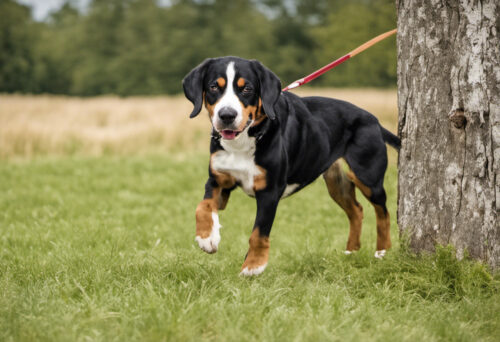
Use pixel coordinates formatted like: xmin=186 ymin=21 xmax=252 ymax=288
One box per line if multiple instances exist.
xmin=221 ymin=130 xmax=238 ymax=140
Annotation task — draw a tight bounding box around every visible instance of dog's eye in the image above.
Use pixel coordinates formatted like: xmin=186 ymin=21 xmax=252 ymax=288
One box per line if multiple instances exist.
xmin=209 ymin=85 xmax=219 ymax=92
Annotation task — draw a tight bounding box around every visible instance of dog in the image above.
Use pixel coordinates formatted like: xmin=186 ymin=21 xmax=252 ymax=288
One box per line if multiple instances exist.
xmin=183 ymin=56 xmax=400 ymax=276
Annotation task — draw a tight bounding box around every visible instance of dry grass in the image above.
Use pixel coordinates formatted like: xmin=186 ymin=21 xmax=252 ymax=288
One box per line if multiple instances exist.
xmin=0 ymin=89 xmax=397 ymax=159
xmin=0 ymin=95 xmax=209 ymax=158
xmin=294 ymin=87 xmax=398 ymax=132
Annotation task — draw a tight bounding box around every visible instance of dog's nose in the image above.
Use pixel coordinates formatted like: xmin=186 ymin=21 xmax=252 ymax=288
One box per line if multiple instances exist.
xmin=218 ymin=107 xmax=237 ymax=124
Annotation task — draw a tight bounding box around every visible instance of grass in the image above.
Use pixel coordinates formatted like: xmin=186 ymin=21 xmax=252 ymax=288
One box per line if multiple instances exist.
xmin=1 ymin=154 xmax=498 ymax=341
xmin=0 ymin=93 xmax=498 ymax=340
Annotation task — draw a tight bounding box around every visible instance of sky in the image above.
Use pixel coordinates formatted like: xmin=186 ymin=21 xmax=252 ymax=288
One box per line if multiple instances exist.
xmin=17 ymin=0 xmax=91 ymax=21
xmin=16 ymin=0 xmax=282 ymax=21
xmin=16 ymin=0 xmax=173 ymax=21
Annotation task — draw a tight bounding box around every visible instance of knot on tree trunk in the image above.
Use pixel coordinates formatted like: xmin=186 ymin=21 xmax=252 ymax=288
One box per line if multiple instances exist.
xmin=449 ymin=109 xmax=467 ymax=129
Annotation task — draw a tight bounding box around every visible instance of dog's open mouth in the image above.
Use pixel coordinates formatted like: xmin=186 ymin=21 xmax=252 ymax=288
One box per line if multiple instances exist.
xmin=220 ymin=130 xmax=241 ymax=140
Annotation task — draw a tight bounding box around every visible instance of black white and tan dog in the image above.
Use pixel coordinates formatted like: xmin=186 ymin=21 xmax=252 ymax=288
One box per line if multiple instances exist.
xmin=183 ymin=56 xmax=400 ymax=276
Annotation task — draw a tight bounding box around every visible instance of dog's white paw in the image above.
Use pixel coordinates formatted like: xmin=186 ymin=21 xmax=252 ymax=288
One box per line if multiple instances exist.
xmin=195 ymin=212 xmax=221 ymax=254
xmin=240 ymin=263 xmax=267 ymax=277
xmin=374 ymin=249 xmax=386 ymax=259
xmin=344 ymin=250 xmax=356 ymax=255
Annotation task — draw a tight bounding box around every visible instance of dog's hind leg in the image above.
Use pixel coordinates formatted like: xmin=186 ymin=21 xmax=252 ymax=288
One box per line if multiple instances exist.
xmin=346 ymin=170 xmax=391 ymax=258
xmin=343 ymin=123 xmax=392 ymax=258
xmin=323 ymin=160 xmax=364 ymax=253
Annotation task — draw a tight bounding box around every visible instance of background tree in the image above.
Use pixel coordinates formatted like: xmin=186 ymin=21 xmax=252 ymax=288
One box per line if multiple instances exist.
xmin=312 ymin=0 xmax=396 ymax=87
xmin=33 ymin=2 xmax=81 ymax=93
xmin=397 ymin=0 xmax=499 ymax=268
xmin=1 ymin=0 xmax=397 ymax=95
xmin=0 ymin=0 xmax=38 ymax=92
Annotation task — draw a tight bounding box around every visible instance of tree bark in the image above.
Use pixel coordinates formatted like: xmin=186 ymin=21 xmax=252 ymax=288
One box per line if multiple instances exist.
xmin=396 ymin=0 xmax=499 ymax=268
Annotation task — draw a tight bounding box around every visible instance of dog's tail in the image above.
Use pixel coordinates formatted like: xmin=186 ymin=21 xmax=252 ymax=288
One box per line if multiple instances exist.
xmin=380 ymin=126 xmax=401 ymax=150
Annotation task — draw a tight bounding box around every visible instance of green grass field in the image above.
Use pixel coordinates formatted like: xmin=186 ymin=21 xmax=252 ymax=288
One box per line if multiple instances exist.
xmin=1 ymin=154 xmax=498 ymax=341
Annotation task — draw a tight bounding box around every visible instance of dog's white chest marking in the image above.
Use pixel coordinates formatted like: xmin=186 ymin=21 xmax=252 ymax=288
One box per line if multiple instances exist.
xmin=212 ymin=130 xmax=261 ymax=196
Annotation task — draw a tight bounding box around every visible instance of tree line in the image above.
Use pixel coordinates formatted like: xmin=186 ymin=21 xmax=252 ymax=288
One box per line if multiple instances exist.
xmin=0 ymin=0 xmax=396 ymax=96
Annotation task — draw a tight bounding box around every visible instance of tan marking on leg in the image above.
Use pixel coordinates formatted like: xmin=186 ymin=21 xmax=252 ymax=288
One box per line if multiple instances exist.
xmin=195 ymin=187 xmax=221 ymax=238
xmin=217 ymin=77 xmax=226 ymax=88
xmin=346 ymin=170 xmax=372 ymax=198
xmin=347 ymin=169 xmax=392 ymax=252
xmin=241 ymin=227 xmax=269 ymax=273
xmin=213 ymin=171 xmax=236 ymax=189
xmin=253 ymin=165 xmax=267 ymax=192
xmin=237 ymin=77 xmax=245 ymax=88
xmin=323 ymin=161 xmax=363 ymax=251
xmin=219 ymin=190 xmax=230 ymax=210
xmin=374 ymin=204 xmax=391 ymax=251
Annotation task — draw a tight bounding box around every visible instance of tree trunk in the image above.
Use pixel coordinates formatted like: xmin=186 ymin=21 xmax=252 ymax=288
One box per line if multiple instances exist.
xmin=396 ymin=0 xmax=499 ymax=268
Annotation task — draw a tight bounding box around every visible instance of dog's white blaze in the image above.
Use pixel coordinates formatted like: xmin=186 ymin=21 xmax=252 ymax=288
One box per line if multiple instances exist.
xmin=240 ymin=263 xmax=267 ymax=276
xmin=374 ymin=249 xmax=386 ymax=259
xmin=213 ymin=129 xmax=261 ymax=196
xmin=213 ymin=62 xmax=243 ymax=128
xmin=195 ymin=212 xmax=221 ymax=253
xmin=281 ymin=183 xmax=299 ymax=198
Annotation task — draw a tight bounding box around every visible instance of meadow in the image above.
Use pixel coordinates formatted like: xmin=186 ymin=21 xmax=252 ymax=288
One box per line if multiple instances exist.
xmin=0 ymin=89 xmax=398 ymax=159
xmin=0 ymin=90 xmax=498 ymax=341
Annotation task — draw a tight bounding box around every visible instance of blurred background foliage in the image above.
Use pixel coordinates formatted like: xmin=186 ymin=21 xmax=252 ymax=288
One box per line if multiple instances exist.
xmin=0 ymin=0 xmax=396 ymax=96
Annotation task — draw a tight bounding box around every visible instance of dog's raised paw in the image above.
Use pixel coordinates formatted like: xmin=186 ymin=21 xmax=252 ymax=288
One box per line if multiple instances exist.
xmin=195 ymin=213 xmax=221 ymax=253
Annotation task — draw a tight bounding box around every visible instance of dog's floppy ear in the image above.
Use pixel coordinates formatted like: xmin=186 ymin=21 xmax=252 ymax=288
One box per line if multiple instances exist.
xmin=251 ymin=60 xmax=282 ymax=120
xmin=182 ymin=58 xmax=213 ymax=118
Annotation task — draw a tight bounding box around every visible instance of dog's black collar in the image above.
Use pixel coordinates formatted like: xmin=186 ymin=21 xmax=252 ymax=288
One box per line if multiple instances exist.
xmin=254 ymin=131 xmax=266 ymax=141
xmin=249 ymin=117 xmax=272 ymax=142
xmin=211 ymin=129 xmax=221 ymax=141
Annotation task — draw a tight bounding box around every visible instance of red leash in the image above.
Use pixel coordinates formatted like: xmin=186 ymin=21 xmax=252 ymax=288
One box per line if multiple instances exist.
xmin=282 ymin=28 xmax=397 ymax=91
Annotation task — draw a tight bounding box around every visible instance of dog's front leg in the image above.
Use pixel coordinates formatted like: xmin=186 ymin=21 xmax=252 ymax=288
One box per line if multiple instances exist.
xmin=240 ymin=191 xmax=280 ymax=276
xmin=195 ymin=177 xmax=232 ymax=253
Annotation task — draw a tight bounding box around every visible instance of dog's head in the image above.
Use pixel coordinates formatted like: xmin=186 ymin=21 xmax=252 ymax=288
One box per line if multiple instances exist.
xmin=182 ymin=57 xmax=281 ymax=140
